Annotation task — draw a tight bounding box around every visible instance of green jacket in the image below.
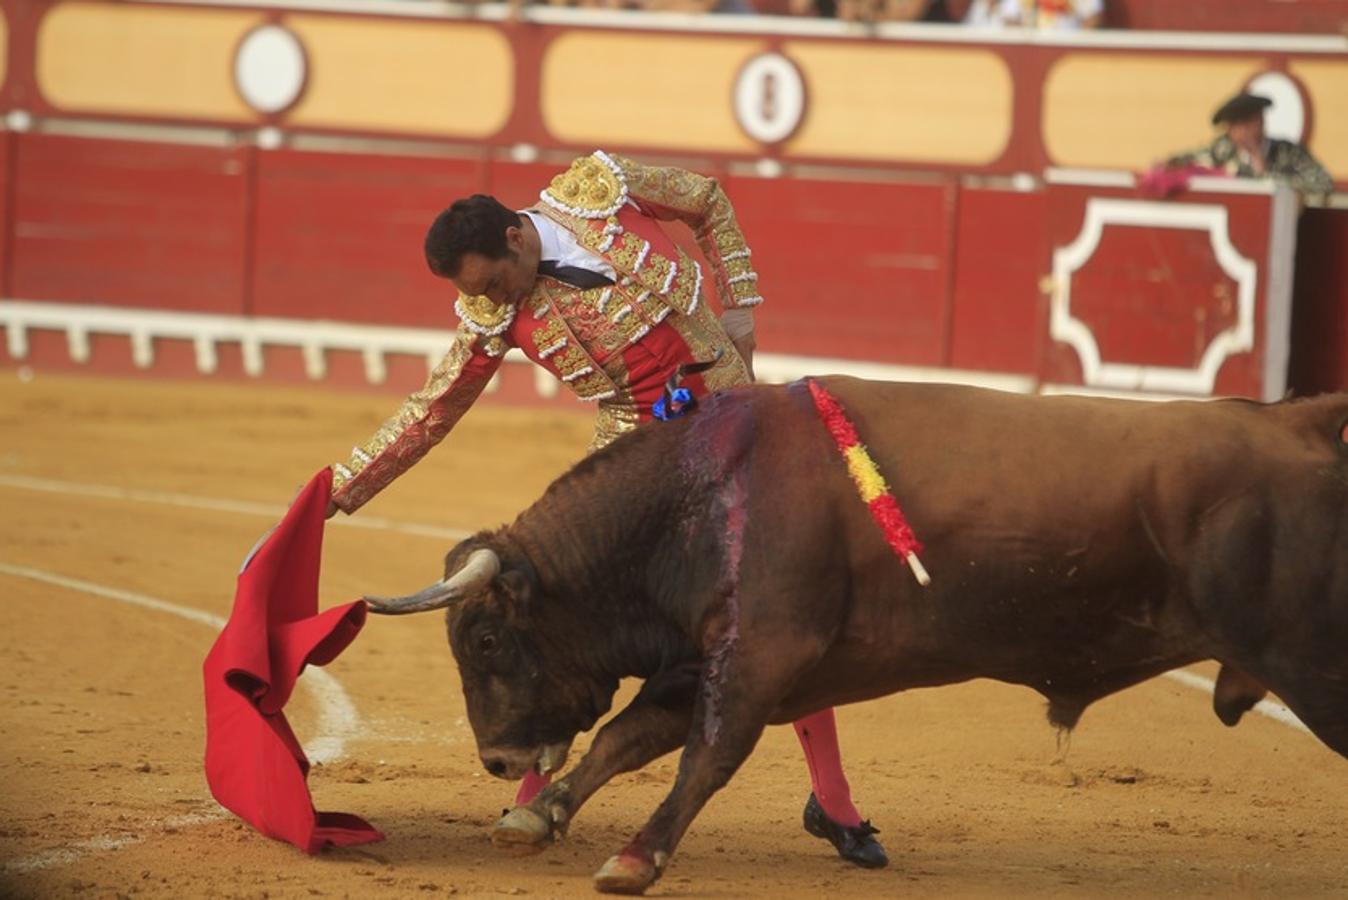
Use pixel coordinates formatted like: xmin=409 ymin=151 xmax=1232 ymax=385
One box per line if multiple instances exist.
xmin=1169 ymin=135 xmax=1334 ymax=197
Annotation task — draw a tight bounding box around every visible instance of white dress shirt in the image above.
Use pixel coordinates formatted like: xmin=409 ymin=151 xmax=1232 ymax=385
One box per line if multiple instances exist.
xmin=521 ymin=209 xmax=616 ymax=281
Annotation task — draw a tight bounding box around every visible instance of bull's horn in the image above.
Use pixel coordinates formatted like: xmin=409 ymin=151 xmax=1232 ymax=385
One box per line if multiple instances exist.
xmin=363 ymin=548 xmax=501 ymax=615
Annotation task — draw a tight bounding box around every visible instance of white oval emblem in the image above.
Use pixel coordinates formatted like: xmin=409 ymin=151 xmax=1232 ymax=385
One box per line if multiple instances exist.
xmin=234 ymin=24 xmax=308 ymax=116
xmin=1246 ymin=71 xmax=1306 ymax=143
xmin=733 ymin=53 xmax=806 ymax=146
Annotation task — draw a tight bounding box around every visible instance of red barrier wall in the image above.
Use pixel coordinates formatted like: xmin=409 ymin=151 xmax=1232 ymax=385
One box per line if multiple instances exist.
xmin=1039 ymin=179 xmax=1296 ymax=398
xmin=10 ymin=134 xmax=251 ymax=313
xmin=726 ymin=176 xmax=956 ymax=364
xmin=947 ymin=188 xmax=1048 ymax=375
xmin=2 ymin=125 xmax=1334 ymax=402
xmin=2 ymin=2 xmax=1345 ymax=401
xmin=0 ymin=132 xmax=12 ymax=298
xmin=250 ymin=150 xmax=484 ymax=325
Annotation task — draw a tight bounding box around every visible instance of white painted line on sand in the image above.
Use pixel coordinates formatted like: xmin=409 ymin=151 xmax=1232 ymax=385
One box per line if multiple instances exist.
xmin=2 ymin=814 xmax=220 ymax=875
xmin=0 ymin=562 xmax=361 ymax=762
xmin=0 ymin=562 xmax=364 ymax=873
xmin=0 ymin=473 xmax=470 ymax=541
xmin=1162 ymin=669 xmax=1308 ymax=734
xmin=0 ymin=562 xmax=228 ymax=628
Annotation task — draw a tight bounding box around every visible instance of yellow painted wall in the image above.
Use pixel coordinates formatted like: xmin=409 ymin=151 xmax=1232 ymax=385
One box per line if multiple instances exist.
xmin=541 ymin=33 xmax=763 ymax=154
xmin=284 ymin=17 xmax=513 ymax=138
xmin=1289 ymin=59 xmax=1348 ymax=183
xmin=782 ymin=42 xmax=1012 ymax=165
xmin=37 ymin=2 xmax=261 ymax=120
xmin=1043 ymin=54 xmax=1264 ymax=170
xmin=27 ymin=2 xmax=1348 ymax=187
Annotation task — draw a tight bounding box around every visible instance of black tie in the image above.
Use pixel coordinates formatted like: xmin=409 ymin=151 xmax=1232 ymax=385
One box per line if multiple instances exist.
xmin=537 ymin=259 xmax=614 ymax=290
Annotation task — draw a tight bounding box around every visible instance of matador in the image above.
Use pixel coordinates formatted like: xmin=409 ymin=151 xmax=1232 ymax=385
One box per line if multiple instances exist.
xmin=328 ymin=150 xmax=888 ymax=868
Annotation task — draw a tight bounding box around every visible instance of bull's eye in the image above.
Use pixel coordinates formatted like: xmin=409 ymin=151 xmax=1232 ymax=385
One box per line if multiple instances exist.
xmin=478 ymin=633 xmax=499 ymax=655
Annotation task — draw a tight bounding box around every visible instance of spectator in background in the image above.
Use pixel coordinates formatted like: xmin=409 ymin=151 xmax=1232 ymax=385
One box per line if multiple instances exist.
xmin=644 ymin=0 xmax=756 ymax=12
xmin=500 ymin=0 xmax=639 ymax=15
xmin=785 ymin=0 xmax=835 ymax=15
xmin=1165 ymin=92 xmax=1334 ymax=199
xmin=964 ymin=0 xmax=1102 ymax=29
xmin=962 ymin=0 xmax=1014 ymax=25
xmin=788 ymin=0 xmax=951 ymax=22
xmin=505 ymin=0 xmax=755 ymax=9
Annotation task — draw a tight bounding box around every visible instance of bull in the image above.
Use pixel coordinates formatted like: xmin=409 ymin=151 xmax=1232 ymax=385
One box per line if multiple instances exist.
xmin=362 ymin=377 xmax=1348 ymax=894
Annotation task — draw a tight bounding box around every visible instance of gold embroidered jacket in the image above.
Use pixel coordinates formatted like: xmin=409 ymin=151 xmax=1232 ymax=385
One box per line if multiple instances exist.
xmin=330 ymin=150 xmax=762 ymax=513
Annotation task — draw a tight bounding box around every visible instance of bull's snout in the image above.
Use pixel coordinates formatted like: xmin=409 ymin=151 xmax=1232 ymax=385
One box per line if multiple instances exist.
xmin=479 ymin=740 xmax=573 ymax=781
xmin=479 ymin=749 xmax=532 ymax=781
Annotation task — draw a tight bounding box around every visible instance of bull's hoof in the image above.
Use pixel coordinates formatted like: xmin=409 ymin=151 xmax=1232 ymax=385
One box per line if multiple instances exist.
xmin=593 ymin=854 xmax=658 ymax=895
xmin=491 ymin=806 xmax=551 ymax=855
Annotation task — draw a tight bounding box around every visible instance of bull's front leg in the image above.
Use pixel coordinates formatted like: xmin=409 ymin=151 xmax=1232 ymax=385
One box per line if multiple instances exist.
xmin=592 ymin=641 xmax=812 ymax=895
xmin=492 ymin=663 xmax=699 ymax=854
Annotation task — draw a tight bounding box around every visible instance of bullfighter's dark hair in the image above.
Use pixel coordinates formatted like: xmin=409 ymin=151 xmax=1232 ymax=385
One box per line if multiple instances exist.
xmin=424 ymin=195 xmax=521 ymax=278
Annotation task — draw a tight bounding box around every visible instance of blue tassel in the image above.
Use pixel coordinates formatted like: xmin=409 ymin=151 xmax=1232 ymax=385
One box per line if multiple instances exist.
xmin=653 ymin=387 xmax=696 ymax=421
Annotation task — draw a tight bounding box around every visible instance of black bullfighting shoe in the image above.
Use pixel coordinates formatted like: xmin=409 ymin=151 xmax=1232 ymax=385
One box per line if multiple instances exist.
xmin=802 ymin=793 xmax=889 ymax=869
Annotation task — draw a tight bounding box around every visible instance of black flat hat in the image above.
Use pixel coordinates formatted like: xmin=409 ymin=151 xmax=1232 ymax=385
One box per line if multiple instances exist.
xmin=1212 ymin=92 xmax=1272 ymax=125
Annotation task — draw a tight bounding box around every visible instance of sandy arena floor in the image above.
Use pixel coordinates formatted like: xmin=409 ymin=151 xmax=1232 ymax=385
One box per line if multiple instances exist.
xmin=1 ymin=370 xmax=1346 ymax=899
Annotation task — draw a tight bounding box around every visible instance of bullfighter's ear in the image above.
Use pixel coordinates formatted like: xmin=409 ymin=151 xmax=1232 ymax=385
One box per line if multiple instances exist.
xmin=496 ymin=568 xmax=533 ymax=624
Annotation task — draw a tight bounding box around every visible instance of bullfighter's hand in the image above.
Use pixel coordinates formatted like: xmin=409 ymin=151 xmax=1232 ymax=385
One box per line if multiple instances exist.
xmin=293 ymin=480 xmax=339 ymax=519
xmin=732 ymin=333 xmax=757 ymax=382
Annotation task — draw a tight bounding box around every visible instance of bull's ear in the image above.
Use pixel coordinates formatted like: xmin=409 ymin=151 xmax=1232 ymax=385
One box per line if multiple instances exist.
xmin=496 ymin=568 xmax=533 ymax=626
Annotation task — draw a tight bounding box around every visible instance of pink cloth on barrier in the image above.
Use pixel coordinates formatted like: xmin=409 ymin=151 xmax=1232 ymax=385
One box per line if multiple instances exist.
xmin=1137 ymin=163 xmax=1225 ymax=198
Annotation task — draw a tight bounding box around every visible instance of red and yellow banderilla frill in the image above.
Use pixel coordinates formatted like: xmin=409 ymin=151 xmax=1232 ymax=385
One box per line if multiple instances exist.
xmin=806 ymin=378 xmax=931 ymax=587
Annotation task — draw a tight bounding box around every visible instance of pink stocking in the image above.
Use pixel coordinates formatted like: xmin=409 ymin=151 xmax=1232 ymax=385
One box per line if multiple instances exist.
xmin=793 ymin=708 xmax=863 ymax=827
xmin=513 ymin=769 xmax=552 ymax=807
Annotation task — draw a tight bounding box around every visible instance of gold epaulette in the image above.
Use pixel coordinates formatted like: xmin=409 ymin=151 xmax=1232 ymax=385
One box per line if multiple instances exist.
xmin=453 ymin=294 xmax=513 ymax=357
xmin=540 ymin=151 xmax=629 ymax=219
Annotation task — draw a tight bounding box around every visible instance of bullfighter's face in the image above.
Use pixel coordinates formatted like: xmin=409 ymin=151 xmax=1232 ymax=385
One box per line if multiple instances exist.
xmin=444 ymin=569 xmax=603 ymax=782
xmin=1227 ymin=113 xmax=1266 ymax=156
xmin=451 ymin=223 xmax=540 ymax=308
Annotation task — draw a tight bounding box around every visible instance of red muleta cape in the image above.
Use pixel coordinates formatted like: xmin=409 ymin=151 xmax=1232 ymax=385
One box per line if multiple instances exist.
xmin=203 ymin=467 xmax=383 ymax=853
